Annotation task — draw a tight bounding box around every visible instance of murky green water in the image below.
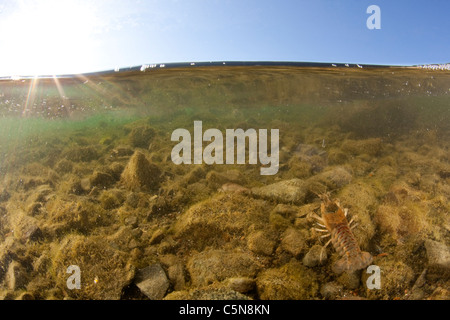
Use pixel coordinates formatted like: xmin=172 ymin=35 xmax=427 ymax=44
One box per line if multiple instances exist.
xmin=0 ymin=64 xmax=449 ymax=300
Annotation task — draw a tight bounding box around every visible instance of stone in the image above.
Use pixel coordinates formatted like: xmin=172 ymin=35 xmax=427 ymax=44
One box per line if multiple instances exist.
xmin=167 ymin=264 xmax=186 ymax=291
xmin=226 ymin=277 xmax=255 ymax=294
xmin=308 ymin=166 xmax=352 ymax=190
xmin=0 ymin=189 xmax=11 ymax=202
xmin=320 ymin=282 xmax=343 ymax=299
xmin=280 ymin=227 xmax=307 ymax=257
xmin=256 ymin=260 xmax=319 ymax=299
xmin=303 ymin=245 xmax=327 ymax=267
xmin=425 ymin=240 xmax=450 ymax=273
xmin=129 ymin=126 xmax=155 ymax=148
xmin=111 ymin=146 xmax=134 ymax=157
xmin=251 ymin=179 xmax=306 ymax=204
xmin=247 ymin=231 xmax=276 ymax=256
xmin=187 ymin=249 xmax=261 ymax=287
xmin=134 ymin=264 xmax=170 ymax=300
xmin=336 ymin=270 xmax=361 ymax=289
xmin=206 ymin=170 xmax=243 ymax=188
xmin=90 ymin=171 xmax=115 ymax=189
xmin=6 ymin=260 xmax=28 ymax=290
xmin=121 ymin=151 xmax=162 ymax=191
xmin=341 ymin=138 xmax=383 ymax=156
xmin=149 ymin=229 xmax=165 ymax=245
xmin=164 ymin=287 xmax=251 ymax=300
xmin=65 ymin=146 xmax=99 ymax=162
xmin=55 ymin=159 xmax=73 ymax=174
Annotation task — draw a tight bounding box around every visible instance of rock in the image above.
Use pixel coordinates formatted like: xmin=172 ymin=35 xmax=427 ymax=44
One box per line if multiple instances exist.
xmin=16 ymin=292 xmax=35 ymax=300
xmin=308 ymin=166 xmax=352 ymax=190
xmin=99 ymin=189 xmax=126 ymax=209
xmin=293 ymin=143 xmax=328 ymax=173
xmin=55 ymin=159 xmax=73 ymax=174
xmin=111 ymin=146 xmax=134 ymax=157
xmin=124 ymin=215 xmax=138 ymax=228
xmin=327 ymin=148 xmax=349 ymax=165
xmin=428 ymin=287 xmax=450 ymax=300
xmin=280 ymin=227 xmax=307 ymax=257
xmin=219 ymin=183 xmax=251 ymax=194
xmin=303 ymin=245 xmax=327 ymax=267
xmin=149 ymin=229 xmax=165 ymax=245
xmin=337 ymin=270 xmax=361 ymax=289
xmin=320 ymin=282 xmax=343 ymax=299
xmin=80 ymin=178 xmax=92 ymax=192
xmin=165 ymin=287 xmax=251 ymax=300
xmin=12 ymin=212 xmax=42 ymax=242
xmin=247 ymin=231 xmax=276 ymax=256
xmin=134 ymin=264 xmax=170 ymax=300
xmin=187 ymin=249 xmax=261 ymax=287
xmin=225 ymin=277 xmax=255 ymax=294
xmin=408 ymin=268 xmax=427 ymax=300
xmin=27 ymin=202 xmax=42 ymax=216
xmin=341 ymin=138 xmax=383 ymax=156
xmin=129 ymin=125 xmax=155 ymax=148
xmin=125 ymin=192 xmax=140 ymax=208
xmin=107 ymin=162 xmax=124 ymax=180
xmin=364 ymin=260 xmax=415 ymax=299
xmin=90 ymin=171 xmax=115 ymax=189
xmin=0 ymin=189 xmax=11 ymax=202
xmin=173 ymin=193 xmax=269 ymax=251
xmin=65 ymin=146 xmax=99 ymax=162
xmin=167 ymin=264 xmax=186 ymax=291
xmin=425 ymin=240 xmax=450 ymax=274
xmin=5 ymin=261 xmax=28 ymax=290
xmin=256 ymin=260 xmax=319 ymax=299
xmin=206 ymin=170 xmax=243 ymax=188
xmin=251 ymin=179 xmax=306 ymax=204
xmin=120 ymin=151 xmax=162 ymax=191
xmin=52 ymin=234 xmax=135 ymax=299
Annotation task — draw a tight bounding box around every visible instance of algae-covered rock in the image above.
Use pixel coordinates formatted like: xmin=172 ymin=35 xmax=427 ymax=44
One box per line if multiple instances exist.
xmin=0 ymin=188 xmax=11 ymax=202
xmin=307 ymin=166 xmax=353 ymax=190
xmin=120 ymin=151 xmax=162 ymax=191
xmin=52 ymin=234 xmax=135 ymax=300
xmin=187 ymin=249 xmax=261 ymax=287
xmin=256 ymin=260 xmax=319 ymax=299
xmin=320 ymin=282 xmax=343 ymax=300
xmin=363 ymin=259 xmax=415 ymax=299
xmin=251 ymin=179 xmax=306 ymax=204
xmin=225 ymin=277 xmax=256 ymax=294
xmin=64 ymin=146 xmax=99 ymax=162
xmin=173 ymin=193 xmax=269 ymax=251
xmin=90 ymin=171 xmax=115 ymax=189
xmin=280 ymin=227 xmax=307 ymax=257
xmin=247 ymin=231 xmax=277 ymax=256
xmin=303 ymin=245 xmax=327 ymax=267
xmin=129 ymin=125 xmax=155 ymax=148
xmin=374 ymin=201 xmax=431 ymax=241
xmin=341 ymin=138 xmax=383 ymax=156
xmin=206 ymin=169 xmax=243 ymax=188
xmin=55 ymin=159 xmax=73 ymax=174
xmin=5 ymin=260 xmax=28 ymax=291
xmin=164 ymin=287 xmax=251 ymax=300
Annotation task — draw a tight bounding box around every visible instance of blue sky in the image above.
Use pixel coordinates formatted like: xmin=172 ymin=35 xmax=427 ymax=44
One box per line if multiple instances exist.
xmin=0 ymin=0 xmax=449 ymax=76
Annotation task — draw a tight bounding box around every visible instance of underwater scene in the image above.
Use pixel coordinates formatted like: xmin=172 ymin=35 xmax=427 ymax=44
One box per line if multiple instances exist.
xmin=0 ymin=63 xmax=449 ymax=300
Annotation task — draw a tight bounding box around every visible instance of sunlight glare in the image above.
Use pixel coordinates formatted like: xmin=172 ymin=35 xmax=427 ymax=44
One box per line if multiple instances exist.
xmin=0 ymin=0 xmax=105 ymax=76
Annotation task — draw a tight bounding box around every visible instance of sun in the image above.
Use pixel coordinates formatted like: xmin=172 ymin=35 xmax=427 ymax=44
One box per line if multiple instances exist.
xmin=0 ymin=0 xmax=105 ymax=76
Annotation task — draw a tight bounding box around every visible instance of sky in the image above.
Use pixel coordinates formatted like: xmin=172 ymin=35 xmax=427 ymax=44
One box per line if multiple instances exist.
xmin=0 ymin=0 xmax=449 ymax=76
